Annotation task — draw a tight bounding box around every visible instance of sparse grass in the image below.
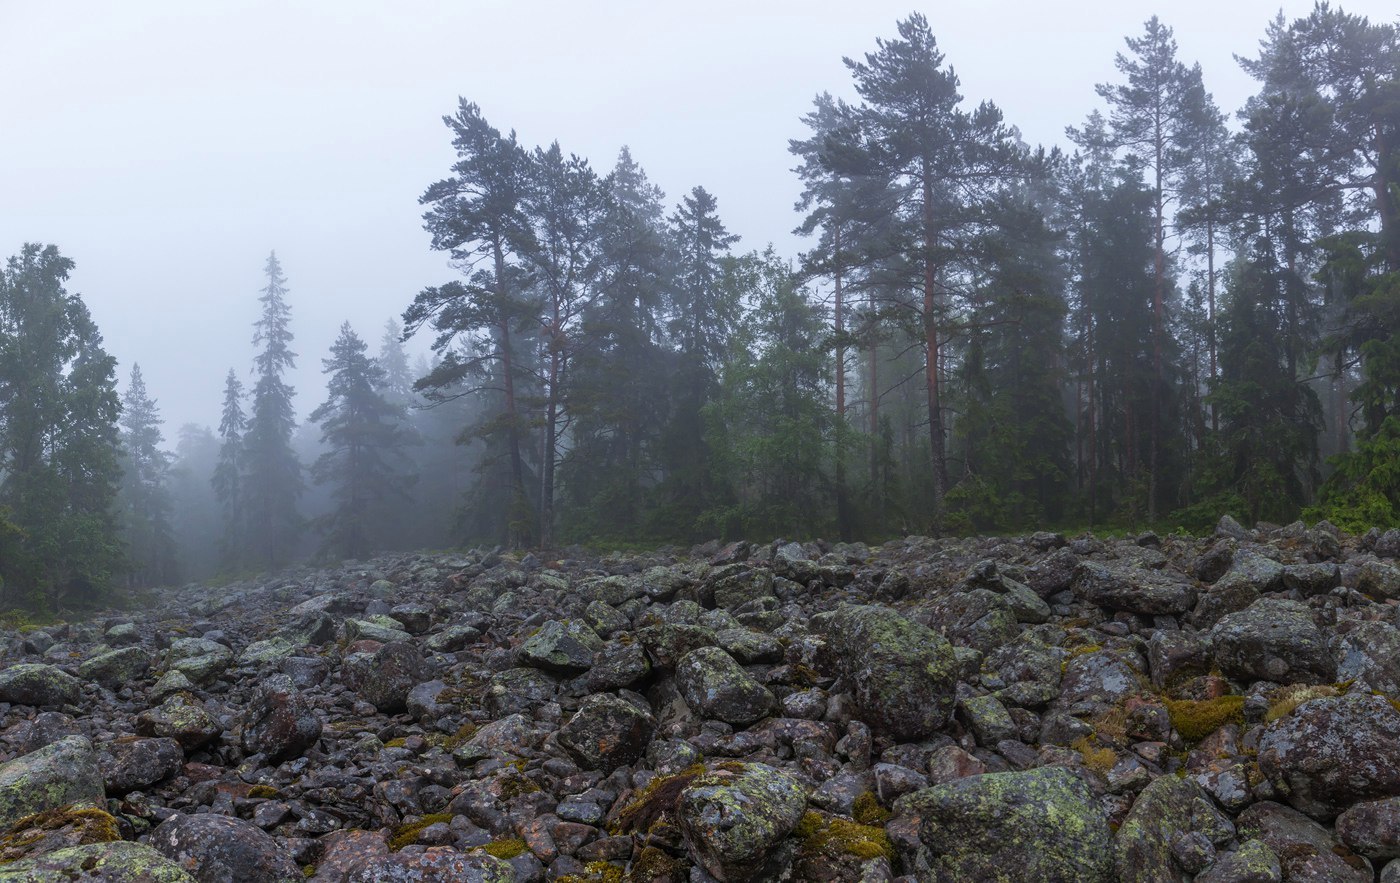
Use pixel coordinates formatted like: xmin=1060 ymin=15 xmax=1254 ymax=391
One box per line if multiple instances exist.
xmin=1164 ymin=695 xmax=1245 ymax=741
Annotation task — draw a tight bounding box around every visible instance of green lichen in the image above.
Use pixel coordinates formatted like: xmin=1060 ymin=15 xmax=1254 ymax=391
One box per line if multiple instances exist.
xmin=482 ymin=837 xmax=528 ymax=860
xmin=0 ymin=805 xmax=120 ymax=863
xmin=387 ymin=812 xmax=453 ymax=851
xmin=1164 ymin=695 xmax=1245 ymax=741
xmin=247 ymin=785 xmax=279 ymax=799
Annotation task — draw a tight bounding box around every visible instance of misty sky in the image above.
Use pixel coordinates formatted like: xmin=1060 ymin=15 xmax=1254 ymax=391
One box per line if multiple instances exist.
xmin=3 ymin=0 xmax=1396 ymax=436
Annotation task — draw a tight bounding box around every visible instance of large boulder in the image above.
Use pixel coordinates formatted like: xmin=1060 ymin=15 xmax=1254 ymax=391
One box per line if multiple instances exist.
xmin=517 ymin=620 xmax=603 ymax=673
xmin=344 ymin=848 xmax=514 ymax=882
xmin=240 ymin=674 xmax=322 ymax=762
xmin=1332 ymin=620 xmax=1400 ymax=694
xmin=164 ymin=638 xmax=233 ymax=687
xmin=1258 ymin=693 xmax=1400 ymax=818
xmin=901 ymin=766 xmax=1113 ymax=882
xmin=1211 ymin=598 xmax=1336 ymax=686
xmin=0 ymin=735 xmax=104 ymax=828
xmin=346 ymin=641 xmax=425 ymax=713
xmin=1236 ymin=801 xmax=1371 ymax=882
xmin=135 ymin=694 xmax=223 ymax=749
xmin=1113 ymin=775 xmax=1234 ymax=882
xmin=676 ymin=647 xmax=774 ymax=726
xmin=1337 ymin=796 xmax=1400 ymax=861
xmin=78 ymin=647 xmax=150 ymax=689
xmin=0 ymin=842 xmax=195 ymax=882
xmin=99 ymin=737 xmax=183 ymax=794
xmin=676 ymin=762 xmax=807 ymax=882
xmin=149 ymin=812 xmax=301 ymax=883
xmin=557 ymin=693 xmax=655 ymax=773
xmin=818 ymin=604 xmax=959 ymax=741
xmin=0 ymin=663 xmax=83 ymax=707
xmin=1072 ymin=562 xmax=1197 ymax=614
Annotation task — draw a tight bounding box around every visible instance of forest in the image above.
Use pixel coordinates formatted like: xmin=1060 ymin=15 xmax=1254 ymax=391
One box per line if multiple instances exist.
xmin=1 ymin=5 xmax=1397 ymax=606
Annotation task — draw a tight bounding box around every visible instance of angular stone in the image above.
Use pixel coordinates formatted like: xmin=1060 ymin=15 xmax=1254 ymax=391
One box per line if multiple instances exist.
xmin=150 ymin=813 xmax=301 ymax=883
xmin=0 ymin=663 xmax=83 ymax=707
xmin=240 ymin=674 xmax=321 ymax=762
xmin=78 ymin=647 xmax=150 ymax=688
xmin=1073 ymin=562 xmax=1197 ymax=615
xmin=135 ymin=695 xmax=223 ymax=749
xmin=677 ymin=763 xmax=807 ymax=882
xmin=1258 ymin=694 xmax=1400 ymax=818
xmin=557 ymin=693 xmax=655 ymax=773
xmin=1113 ymin=775 xmax=1234 ymax=883
xmin=676 ymin=646 xmax=773 ymax=726
xmin=0 ymin=735 xmax=104 ymax=828
xmin=1211 ymin=599 xmax=1336 ymax=686
xmin=99 ymin=737 xmax=183 ymax=794
xmin=518 ymin=620 xmax=603 ymax=673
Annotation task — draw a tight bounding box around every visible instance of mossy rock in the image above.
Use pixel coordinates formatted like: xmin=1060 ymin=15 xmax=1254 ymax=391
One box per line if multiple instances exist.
xmin=0 ymin=841 xmax=194 ymax=881
xmin=0 ymin=804 xmax=120 ymax=863
xmin=0 ymin=736 xmax=104 ymax=829
xmin=0 ymin=664 xmax=83 ymax=707
xmin=676 ymin=762 xmax=807 ymax=881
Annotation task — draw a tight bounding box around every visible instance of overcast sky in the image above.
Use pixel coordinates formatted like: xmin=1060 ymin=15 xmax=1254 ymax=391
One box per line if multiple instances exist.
xmin=3 ymin=0 xmax=1396 ymax=435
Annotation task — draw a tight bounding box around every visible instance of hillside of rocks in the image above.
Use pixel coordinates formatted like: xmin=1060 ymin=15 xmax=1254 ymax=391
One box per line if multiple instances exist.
xmin=3 ymin=517 xmax=1400 ymax=881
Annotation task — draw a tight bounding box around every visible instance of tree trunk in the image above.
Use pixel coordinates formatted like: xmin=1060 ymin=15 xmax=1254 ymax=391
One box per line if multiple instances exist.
xmin=833 ymin=230 xmax=852 ymax=541
xmin=922 ymin=169 xmax=948 ymax=517
xmin=493 ymin=240 xmax=528 ymax=548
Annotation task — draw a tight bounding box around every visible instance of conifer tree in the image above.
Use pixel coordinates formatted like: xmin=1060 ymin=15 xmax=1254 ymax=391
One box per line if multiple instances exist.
xmin=118 ymin=364 xmax=176 ymax=586
xmin=211 ymin=369 xmax=246 ymax=570
xmin=242 ymin=251 xmax=303 ymax=569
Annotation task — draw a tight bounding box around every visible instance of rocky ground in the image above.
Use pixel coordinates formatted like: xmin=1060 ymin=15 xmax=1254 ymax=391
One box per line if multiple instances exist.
xmin=3 ymin=518 xmax=1400 ymax=881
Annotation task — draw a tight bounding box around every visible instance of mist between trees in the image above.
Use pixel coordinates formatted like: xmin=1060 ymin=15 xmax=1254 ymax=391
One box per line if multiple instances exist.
xmin=1 ymin=7 xmax=1398 ymax=609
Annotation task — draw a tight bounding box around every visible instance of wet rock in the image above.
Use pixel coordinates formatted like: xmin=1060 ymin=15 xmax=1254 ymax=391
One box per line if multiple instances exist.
xmin=150 ymin=812 xmax=302 ymax=883
xmin=1194 ymin=840 xmax=1282 ymax=883
xmin=1360 ymin=561 xmax=1400 ymax=600
xmin=135 ymin=694 xmax=223 ymax=749
xmin=1333 ymin=620 xmax=1400 ymax=694
xmin=344 ymin=848 xmax=514 ymax=882
xmin=1073 ymin=562 xmax=1196 ymax=615
xmin=557 ymin=692 xmax=655 ymax=773
xmin=1113 ymin=775 xmax=1234 ymax=882
xmin=343 ymin=616 xmax=411 ymax=644
xmin=99 ymin=736 xmax=183 ymax=794
xmin=818 ymin=604 xmax=959 ymax=741
xmin=165 ymin=638 xmax=233 ymax=686
xmin=240 ymin=674 xmax=322 ymax=762
xmin=1211 ymin=599 xmax=1336 ymax=686
xmin=1337 ymin=796 xmax=1400 ymax=861
xmin=676 ymin=762 xmax=807 ymax=882
xmin=0 ymin=735 xmax=104 ymax=827
xmin=519 ymin=620 xmax=604 ymax=673
xmin=676 ymin=646 xmax=774 ymax=726
xmin=903 ymin=766 xmax=1112 ymax=882
xmin=0 ymin=663 xmax=83 ymax=707
xmin=0 ymin=842 xmax=195 ymax=882
xmin=1282 ymin=563 xmax=1341 ymax=597
xmin=1236 ymin=801 xmax=1371 ymax=882
xmin=1259 ymin=693 xmax=1400 ymax=819
xmin=347 ymin=641 xmax=425 ymax=713
xmin=919 ymin=589 xmax=1018 ymax=652
xmin=78 ymin=646 xmax=150 ymax=688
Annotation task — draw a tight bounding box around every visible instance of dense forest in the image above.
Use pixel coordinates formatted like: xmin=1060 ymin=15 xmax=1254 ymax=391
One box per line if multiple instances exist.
xmin=1 ymin=6 xmax=1398 ymax=606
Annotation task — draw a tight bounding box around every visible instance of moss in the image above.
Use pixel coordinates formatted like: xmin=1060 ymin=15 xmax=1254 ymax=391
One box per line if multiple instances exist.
xmin=1164 ymin=695 xmax=1245 ymax=741
xmin=247 ymin=785 xmax=279 ymax=799
xmin=610 ymin=764 xmax=708 ymax=834
xmin=624 ymin=847 xmax=683 ymax=882
xmin=1265 ymin=685 xmax=1340 ymax=723
xmin=383 ymin=737 xmax=408 ymax=748
xmin=0 ymin=805 xmax=120 ymax=862
xmin=303 ymin=865 xmax=315 ymax=878
xmin=482 ymin=837 xmax=528 ymax=860
xmin=852 ymin=792 xmax=891 ymax=826
xmin=439 ymin=721 xmax=478 ymax=751
xmin=387 ymin=812 xmax=453 ymax=851
xmin=1071 ymin=736 xmax=1117 ymax=775
xmin=497 ymin=773 xmax=541 ymax=799
xmin=558 ymin=861 xmax=625 ymax=883
xmin=795 ymin=809 xmax=894 ymax=862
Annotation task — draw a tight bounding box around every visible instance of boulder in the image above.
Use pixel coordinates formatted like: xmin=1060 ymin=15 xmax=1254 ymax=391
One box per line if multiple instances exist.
xmin=1337 ymin=796 xmax=1400 ymax=861
xmin=1211 ymin=599 xmax=1336 ymax=686
xmin=0 ymin=735 xmax=104 ymax=828
xmin=0 ymin=663 xmax=83 ymax=707
xmin=676 ymin=763 xmax=807 ymax=882
xmin=99 ymin=737 xmax=183 ymax=794
xmin=518 ymin=620 xmax=603 ymax=673
xmin=1072 ymin=562 xmax=1197 ymax=614
xmin=344 ymin=848 xmax=513 ymax=882
xmin=1258 ymin=693 xmax=1400 ymax=818
xmin=165 ymin=638 xmax=233 ymax=686
xmin=675 ymin=647 xmax=774 ymax=726
xmin=1113 ymin=775 xmax=1234 ymax=882
xmin=1236 ymin=801 xmax=1371 ymax=882
xmin=135 ymin=694 xmax=223 ymax=749
xmin=347 ymin=641 xmax=424 ymax=713
xmin=77 ymin=647 xmax=150 ymax=688
xmin=901 ymin=766 xmax=1112 ymax=882
xmin=557 ymin=693 xmax=655 ymax=773
xmin=240 ymin=674 xmax=322 ymax=762
xmin=0 ymin=842 xmax=195 ymax=882
xmin=150 ymin=813 xmax=301 ymax=883
xmin=818 ymin=604 xmax=959 ymax=741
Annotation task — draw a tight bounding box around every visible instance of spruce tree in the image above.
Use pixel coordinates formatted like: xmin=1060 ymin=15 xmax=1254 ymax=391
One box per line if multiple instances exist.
xmin=242 ymin=251 xmax=303 ymax=569
xmin=118 ymin=364 xmax=176 ymax=587
xmin=310 ymin=323 xmax=415 ymax=561
xmin=212 ymin=369 xmax=246 ymax=570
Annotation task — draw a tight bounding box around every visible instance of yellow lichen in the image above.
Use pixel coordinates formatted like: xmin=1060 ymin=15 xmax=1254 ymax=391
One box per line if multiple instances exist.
xmin=0 ymin=805 xmax=120 ymax=862
xmin=1164 ymin=695 xmax=1246 ymax=741
xmin=387 ymin=812 xmax=453 ymax=851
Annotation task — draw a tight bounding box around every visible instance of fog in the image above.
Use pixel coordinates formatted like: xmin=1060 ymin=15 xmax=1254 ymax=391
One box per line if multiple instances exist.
xmin=2 ymin=0 xmax=1395 ymax=430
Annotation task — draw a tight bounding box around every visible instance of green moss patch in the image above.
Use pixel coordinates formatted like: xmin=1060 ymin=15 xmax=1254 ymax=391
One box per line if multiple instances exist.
xmin=1164 ymin=695 xmax=1245 ymax=741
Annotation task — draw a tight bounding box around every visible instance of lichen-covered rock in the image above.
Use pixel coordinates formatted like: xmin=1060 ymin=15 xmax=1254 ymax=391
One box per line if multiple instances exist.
xmin=135 ymin=694 xmax=223 ymax=749
xmin=818 ymin=604 xmax=959 ymax=741
xmin=164 ymin=638 xmax=233 ymax=687
xmin=1147 ymin=630 xmax=1212 ymax=692
xmin=1258 ymin=693 xmax=1400 ymax=818
xmin=0 ymin=663 xmax=83 ymax=707
xmin=149 ymin=812 xmax=301 ymax=883
xmin=1211 ymin=598 xmax=1336 ymax=686
xmin=1359 ymin=561 xmax=1400 ymax=600
xmin=240 ymin=674 xmax=322 ymax=762
xmin=676 ymin=762 xmax=807 ymax=882
xmin=237 ymin=636 xmax=298 ymax=666
xmin=0 ymin=735 xmax=104 ymax=828
xmin=957 ymin=694 xmax=1015 ymax=746
xmin=918 ymin=589 xmax=1018 ymax=652
xmin=1072 ymin=562 xmax=1197 ymax=614
xmin=1113 ymin=775 xmax=1234 ymax=882
xmin=518 ymin=619 xmax=603 ymax=673
xmin=903 ymin=766 xmax=1112 ymax=882
xmin=0 ymin=805 xmax=121 ymax=864
xmin=453 ymin=713 xmax=531 ymax=764
xmin=1337 ymin=796 xmax=1400 ymax=861
xmin=676 ymin=646 xmax=773 ymax=726
xmin=99 ymin=736 xmax=183 ymax=794
xmin=1058 ymin=649 xmax=1142 ymax=706
xmin=1194 ymin=839 xmax=1282 ymax=883
xmin=1235 ymin=801 xmax=1372 ymax=882
xmin=0 ymin=842 xmax=195 ymax=882
xmin=344 ymin=848 xmax=514 ymax=882
xmin=986 ymin=636 xmax=1064 ymax=709
xmin=347 ymin=641 xmax=425 ymax=713
xmin=557 ymin=692 xmax=655 ymax=773
xmin=343 ymin=617 xmax=411 ymax=644
xmin=1282 ymin=562 xmax=1341 ymax=597
xmin=1332 ymin=620 xmax=1400 ymax=694
xmin=77 ymin=647 xmax=150 ymax=688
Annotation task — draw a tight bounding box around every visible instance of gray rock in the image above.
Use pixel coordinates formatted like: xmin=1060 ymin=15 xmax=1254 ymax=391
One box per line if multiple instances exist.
xmin=0 ymin=842 xmax=195 ymax=882
xmin=1113 ymin=775 xmax=1234 ymax=883
xmin=1337 ymin=796 xmax=1400 ymax=860
xmin=557 ymin=692 xmax=655 ymax=773
xmin=165 ymin=638 xmax=233 ymax=686
xmin=150 ymin=813 xmax=301 ymax=883
xmin=99 ymin=737 xmax=183 ymax=794
xmin=241 ymin=674 xmax=322 ymax=762
xmin=135 ymin=694 xmax=223 ymax=749
xmin=0 ymin=735 xmax=104 ymax=827
xmin=518 ymin=620 xmax=603 ymax=673
xmin=676 ymin=762 xmax=807 ymax=882
xmin=1072 ymin=562 xmax=1196 ymax=615
xmin=0 ymin=663 xmax=83 ymax=707
xmin=1258 ymin=694 xmax=1400 ymax=819
xmin=1194 ymin=840 xmax=1281 ymax=883
xmin=78 ymin=647 xmax=150 ymax=688
xmin=1236 ymin=801 xmax=1371 ymax=881
xmin=1211 ymin=598 xmax=1336 ymax=686
xmin=675 ymin=646 xmax=774 ymax=726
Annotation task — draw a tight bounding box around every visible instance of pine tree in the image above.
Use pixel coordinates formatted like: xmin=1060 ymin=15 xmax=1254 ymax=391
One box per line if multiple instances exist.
xmin=212 ymin=369 xmax=246 ymax=570
xmin=0 ymin=244 xmax=123 ymax=608
xmin=118 ymin=364 xmax=176 ymax=586
xmin=242 ymin=251 xmax=303 ymax=569
xmin=310 ymin=323 xmax=416 ymax=561
xmin=377 ymin=319 xmax=416 ymax=408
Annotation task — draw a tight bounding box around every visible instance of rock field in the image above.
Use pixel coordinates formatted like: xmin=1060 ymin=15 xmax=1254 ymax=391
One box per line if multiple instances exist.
xmin=3 ymin=516 xmax=1400 ymax=880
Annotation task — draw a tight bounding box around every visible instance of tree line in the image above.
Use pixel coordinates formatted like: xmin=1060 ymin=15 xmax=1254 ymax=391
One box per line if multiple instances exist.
xmin=1 ymin=6 xmax=1397 ymax=606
